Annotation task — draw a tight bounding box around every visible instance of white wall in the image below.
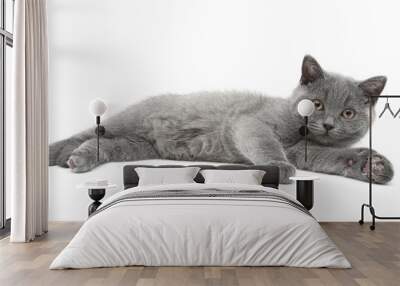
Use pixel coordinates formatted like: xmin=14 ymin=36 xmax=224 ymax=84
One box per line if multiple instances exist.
xmin=48 ymin=0 xmax=400 ymax=221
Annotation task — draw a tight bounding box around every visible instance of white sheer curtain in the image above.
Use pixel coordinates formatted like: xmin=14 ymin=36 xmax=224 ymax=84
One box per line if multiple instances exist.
xmin=10 ymin=0 xmax=48 ymax=242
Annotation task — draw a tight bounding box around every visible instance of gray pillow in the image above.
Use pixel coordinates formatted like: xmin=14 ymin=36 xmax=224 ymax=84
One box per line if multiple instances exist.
xmin=200 ymin=169 xmax=266 ymax=185
xmin=135 ymin=167 xmax=201 ymax=186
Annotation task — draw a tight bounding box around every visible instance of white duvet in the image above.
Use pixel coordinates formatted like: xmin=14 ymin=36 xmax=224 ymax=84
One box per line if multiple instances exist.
xmin=50 ymin=183 xmax=350 ymax=269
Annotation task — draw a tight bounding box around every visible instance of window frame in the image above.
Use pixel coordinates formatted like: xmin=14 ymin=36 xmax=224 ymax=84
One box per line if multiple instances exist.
xmin=0 ymin=0 xmax=13 ymax=234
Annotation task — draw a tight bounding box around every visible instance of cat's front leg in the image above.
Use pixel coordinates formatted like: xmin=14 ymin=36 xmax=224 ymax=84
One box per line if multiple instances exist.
xmin=234 ymin=118 xmax=296 ymax=184
xmin=287 ymin=143 xmax=394 ymax=184
xmin=67 ymin=137 xmax=159 ymax=173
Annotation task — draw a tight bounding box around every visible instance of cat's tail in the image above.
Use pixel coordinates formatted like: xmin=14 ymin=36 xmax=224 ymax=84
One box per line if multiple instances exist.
xmin=49 ymin=133 xmax=92 ymax=167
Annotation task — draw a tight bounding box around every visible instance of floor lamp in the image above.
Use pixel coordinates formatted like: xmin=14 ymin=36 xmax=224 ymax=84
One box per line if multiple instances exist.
xmin=297 ymin=99 xmax=315 ymax=162
xmin=89 ymin=99 xmax=107 ymax=162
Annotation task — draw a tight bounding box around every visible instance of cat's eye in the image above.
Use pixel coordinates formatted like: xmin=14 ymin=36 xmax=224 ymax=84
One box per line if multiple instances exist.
xmin=342 ymin=109 xmax=355 ymax=119
xmin=313 ymin=99 xmax=324 ymax=111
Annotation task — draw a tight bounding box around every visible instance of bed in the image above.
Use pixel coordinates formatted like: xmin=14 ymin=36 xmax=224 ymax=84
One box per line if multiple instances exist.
xmin=50 ymin=164 xmax=350 ymax=269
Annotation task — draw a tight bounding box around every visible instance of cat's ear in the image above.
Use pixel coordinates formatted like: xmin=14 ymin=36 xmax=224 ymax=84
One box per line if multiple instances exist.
xmin=300 ymin=55 xmax=324 ymax=85
xmin=359 ymin=76 xmax=387 ymax=104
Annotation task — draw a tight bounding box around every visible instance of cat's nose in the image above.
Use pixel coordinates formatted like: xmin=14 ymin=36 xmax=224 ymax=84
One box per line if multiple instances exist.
xmin=323 ymin=123 xmax=334 ymax=131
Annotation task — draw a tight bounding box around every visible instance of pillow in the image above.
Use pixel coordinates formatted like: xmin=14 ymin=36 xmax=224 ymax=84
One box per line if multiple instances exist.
xmin=200 ymin=169 xmax=266 ymax=185
xmin=135 ymin=167 xmax=201 ymax=186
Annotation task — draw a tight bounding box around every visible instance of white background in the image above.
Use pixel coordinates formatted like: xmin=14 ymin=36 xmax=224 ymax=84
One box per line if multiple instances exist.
xmin=47 ymin=0 xmax=400 ymax=221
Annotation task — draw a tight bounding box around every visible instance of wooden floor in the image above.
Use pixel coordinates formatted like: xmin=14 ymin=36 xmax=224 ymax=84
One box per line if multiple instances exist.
xmin=0 ymin=222 xmax=399 ymax=286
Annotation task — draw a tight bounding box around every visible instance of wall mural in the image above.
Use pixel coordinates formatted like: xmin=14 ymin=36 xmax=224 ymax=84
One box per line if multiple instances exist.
xmin=49 ymin=55 xmax=393 ymax=184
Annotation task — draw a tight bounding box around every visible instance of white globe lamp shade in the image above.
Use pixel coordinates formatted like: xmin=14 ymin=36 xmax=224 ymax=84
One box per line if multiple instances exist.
xmin=89 ymin=99 xmax=107 ymax=116
xmin=297 ymin=99 xmax=315 ymax=117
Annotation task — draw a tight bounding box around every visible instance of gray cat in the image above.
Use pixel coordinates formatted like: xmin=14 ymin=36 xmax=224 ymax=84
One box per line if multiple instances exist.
xmin=49 ymin=55 xmax=393 ymax=184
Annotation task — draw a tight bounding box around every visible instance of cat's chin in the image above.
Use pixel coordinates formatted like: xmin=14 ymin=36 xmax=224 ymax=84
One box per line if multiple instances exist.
xmin=310 ymin=134 xmax=340 ymax=146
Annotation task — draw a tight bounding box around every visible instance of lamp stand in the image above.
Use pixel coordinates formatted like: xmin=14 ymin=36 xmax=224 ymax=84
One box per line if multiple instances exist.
xmin=298 ymin=116 xmax=309 ymax=163
xmin=94 ymin=116 xmax=106 ymax=162
xmin=304 ymin=116 xmax=308 ymax=162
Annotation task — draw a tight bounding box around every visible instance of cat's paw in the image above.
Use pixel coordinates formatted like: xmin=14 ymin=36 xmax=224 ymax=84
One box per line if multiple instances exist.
xmin=362 ymin=153 xmax=394 ymax=184
xmin=346 ymin=148 xmax=393 ymax=184
xmin=67 ymin=150 xmax=98 ymax=173
xmin=269 ymin=160 xmax=296 ymax=184
xmin=55 ymin=149 xmax=73 ymax=168
xmin=49 ymin=142 xmax=77 ymax=168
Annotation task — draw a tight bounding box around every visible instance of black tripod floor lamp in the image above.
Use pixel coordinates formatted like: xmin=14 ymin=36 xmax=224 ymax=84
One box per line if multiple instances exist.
xmin=89 ymin=99 xmax=107 ymax=161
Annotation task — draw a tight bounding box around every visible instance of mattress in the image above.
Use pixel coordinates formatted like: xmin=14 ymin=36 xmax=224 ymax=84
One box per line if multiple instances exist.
xmin=50 ymin=183 xmax=350 ymax=269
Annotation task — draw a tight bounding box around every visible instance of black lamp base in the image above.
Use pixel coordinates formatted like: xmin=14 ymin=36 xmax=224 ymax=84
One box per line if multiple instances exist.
xmin=88 ymin=188 xmax=106 ymax=216
xmin=95 ymin=125 xmax=106 ymax=136
xmin=298 ymin=125 xmax=309 ymax=136
xmin=296 ymin=180 xmax=314 ymax=210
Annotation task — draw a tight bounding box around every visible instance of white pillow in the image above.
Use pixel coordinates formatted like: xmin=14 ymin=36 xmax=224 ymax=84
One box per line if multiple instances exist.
xmin=200 ymin=169 xmax=266 ymax=185
xmin=135 ymin=167 xmax=201 ymax=186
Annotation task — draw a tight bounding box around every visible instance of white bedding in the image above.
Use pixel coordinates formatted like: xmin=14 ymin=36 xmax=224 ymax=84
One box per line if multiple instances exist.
xmin=50 ymin=183 xmax=350 ymax=269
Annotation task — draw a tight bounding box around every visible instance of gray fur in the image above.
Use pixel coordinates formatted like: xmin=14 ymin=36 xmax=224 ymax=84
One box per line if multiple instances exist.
xmin=49 ymin=55 xmax=393 ymax=184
